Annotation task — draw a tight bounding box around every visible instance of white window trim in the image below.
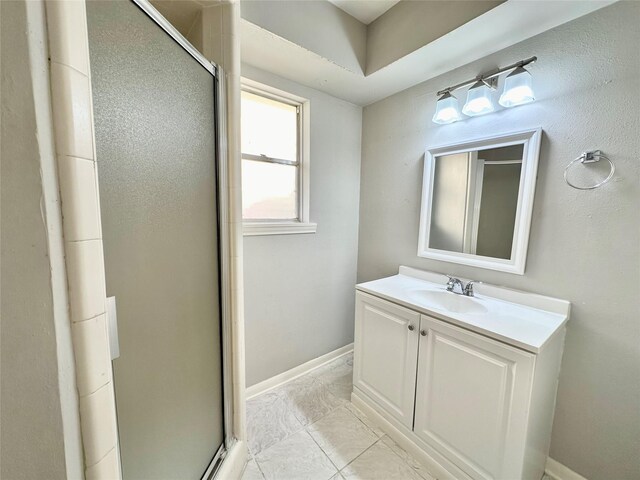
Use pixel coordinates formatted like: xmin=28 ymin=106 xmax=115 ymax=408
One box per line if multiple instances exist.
xmin=241 ymin=78 xmax=316 ymax=236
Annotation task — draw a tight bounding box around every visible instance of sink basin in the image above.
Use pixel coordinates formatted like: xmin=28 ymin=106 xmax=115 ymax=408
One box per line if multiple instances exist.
xmin=408 ymin=289 xmax=488 ymax=315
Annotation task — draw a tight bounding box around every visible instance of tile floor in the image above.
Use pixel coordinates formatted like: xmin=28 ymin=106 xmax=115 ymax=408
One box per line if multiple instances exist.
xmin=241 ymin=353 xmax=436 ymax=480
xmin=241 ymin=351 xmax=554 ymax=480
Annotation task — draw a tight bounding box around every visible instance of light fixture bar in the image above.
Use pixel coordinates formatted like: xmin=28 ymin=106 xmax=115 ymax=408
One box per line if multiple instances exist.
xmin=437 ymin=56 xmax=537 ymax=97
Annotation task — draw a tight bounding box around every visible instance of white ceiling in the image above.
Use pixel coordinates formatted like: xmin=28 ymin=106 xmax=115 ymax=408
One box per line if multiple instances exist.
xmin=150 ymin=0 xmax=220 ymax=34
xmin=327 ymin=0 xmax=400 ymax=24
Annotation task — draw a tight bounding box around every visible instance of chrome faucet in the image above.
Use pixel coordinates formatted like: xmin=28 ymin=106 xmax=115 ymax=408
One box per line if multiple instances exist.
xmin=446 ymin=276 xmax=479 ymax=297
xmin=445 ymin=276 xmax=465 ymax=295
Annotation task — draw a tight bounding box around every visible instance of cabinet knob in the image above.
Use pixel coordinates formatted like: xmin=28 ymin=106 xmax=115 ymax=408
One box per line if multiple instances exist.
xmin=420 ymin=330 xmax=427 ymax=337
xmin=408 ymin=324 xmax=415 ymax=331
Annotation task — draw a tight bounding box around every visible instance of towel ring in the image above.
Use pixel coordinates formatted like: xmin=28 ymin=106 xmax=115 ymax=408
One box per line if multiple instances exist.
xmin=564 ymin=150 xmax=615 ymax=190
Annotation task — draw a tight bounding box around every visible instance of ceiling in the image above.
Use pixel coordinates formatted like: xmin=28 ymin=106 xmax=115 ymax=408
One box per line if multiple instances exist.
xmin=241 ymin=0 xmax=617 ymax=105
xmin=151 ymin=0 xmax=618 ymax=106
xmin=326 ymin=0 xmax=400 ymax=24
xmin=150 ymin=0 xmax=218 ymax=35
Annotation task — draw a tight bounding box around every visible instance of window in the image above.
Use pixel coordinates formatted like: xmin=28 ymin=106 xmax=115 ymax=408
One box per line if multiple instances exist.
xmin=241 ymin=80 xmax=315 ymax=236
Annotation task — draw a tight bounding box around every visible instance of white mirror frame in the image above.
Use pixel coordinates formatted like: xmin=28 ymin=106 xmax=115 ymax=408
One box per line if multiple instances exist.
xmin=418 ymin=128 xmax=542 ymax=275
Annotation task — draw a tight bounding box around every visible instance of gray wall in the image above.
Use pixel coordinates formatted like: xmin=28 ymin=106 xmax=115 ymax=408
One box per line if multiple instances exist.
xmin=0 ymin=1 xmax=68 ymax=478
xmin=243 ymin=65 xmax=362 ymax=387
xmin=357 ymin=3 xmax=640 ymax=479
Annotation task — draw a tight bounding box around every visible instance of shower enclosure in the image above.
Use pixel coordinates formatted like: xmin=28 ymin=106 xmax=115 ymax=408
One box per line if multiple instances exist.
xmin=86 ymin=1 xmax=227 ymax=478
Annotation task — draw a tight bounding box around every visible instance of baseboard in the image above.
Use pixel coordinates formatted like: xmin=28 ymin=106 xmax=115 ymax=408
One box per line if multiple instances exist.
xmin=214 ymin=440 xmax=247 ymax=480
xmin=545 ymin=457 xmax=588 ymax=480
xmin=246 ymin=343 xmax=354 ymax=400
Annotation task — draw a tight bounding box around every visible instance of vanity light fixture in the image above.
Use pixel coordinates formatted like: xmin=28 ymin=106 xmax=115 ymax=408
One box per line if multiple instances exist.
xmin=432 ymin=91 xmax=463 ymax=124
xmin=432 ymin=56 xmax=537 ymax=124
xmin=499 ymin=66 xmax=535 ymax=107
xmin=462 ymin=80 xmax=496 ymax=117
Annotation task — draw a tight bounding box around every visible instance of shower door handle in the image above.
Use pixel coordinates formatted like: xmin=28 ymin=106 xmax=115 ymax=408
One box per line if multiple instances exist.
xmin=106 ymin=296 xmax=120 ymax=360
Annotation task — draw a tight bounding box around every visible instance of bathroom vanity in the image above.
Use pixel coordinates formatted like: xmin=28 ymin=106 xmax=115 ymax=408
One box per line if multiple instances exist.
xmin=351 ymin=266 xmax=569 ymax=480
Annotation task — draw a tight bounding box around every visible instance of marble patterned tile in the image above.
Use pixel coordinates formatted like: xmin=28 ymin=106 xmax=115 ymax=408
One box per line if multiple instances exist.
xmin=255 ymin=430 xmax=338 ymax=480
xmin=343 ymin=402 xmax=385 ymax=437
xmin=241 ymin=459 xmax=265 ymax=480
xmin=280 ymin=375 xmax=343 ymax=426
xmin=311 ymin=354 xmax=354 ymax=403
xmin=247 ymin=390 xmax=304 ymax=455
xmin=380 ymin=435 xmax=436 ymax=480
xmin=277 ymin=373 xmax=318 ymax=394
xmin=325 ymin=378 xmax=353 ymax=403
xmin=341 ymin=441 xmax=424 ymax=480
xmin=307 ymin=406 xmax=378 ymax=469
xmin=310 ymin=354 xmax=353 ymax=383
xmin=247 ymin=353 xmax=437 ymax=480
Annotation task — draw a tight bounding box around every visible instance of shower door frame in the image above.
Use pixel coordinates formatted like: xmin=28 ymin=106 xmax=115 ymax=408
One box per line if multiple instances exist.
xmin=45 ymin=0 xmax=244 ymax=476
xmin=127 ymin=1 xmax=235 ymax=478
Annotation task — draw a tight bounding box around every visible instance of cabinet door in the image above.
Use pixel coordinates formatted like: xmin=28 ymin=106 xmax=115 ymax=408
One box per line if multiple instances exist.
xmin=414 ymin=315 xmax=535 ymax=480
xmin=353 ymin=292 xmax=420 ymax=428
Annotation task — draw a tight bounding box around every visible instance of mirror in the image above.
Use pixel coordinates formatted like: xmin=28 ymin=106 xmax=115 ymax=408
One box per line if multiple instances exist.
xmin=418 ymin=129 xmax=542 ymax=274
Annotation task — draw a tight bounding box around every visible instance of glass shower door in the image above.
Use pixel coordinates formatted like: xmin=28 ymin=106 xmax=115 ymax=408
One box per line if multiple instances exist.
xmin=87 ymin=2 xmax=224 ymax=478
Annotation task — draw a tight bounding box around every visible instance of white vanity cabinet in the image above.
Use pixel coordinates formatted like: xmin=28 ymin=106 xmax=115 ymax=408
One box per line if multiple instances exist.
xmin=414 ymin=315 xmax=535 ymax=480
xmin=352 ymin=274 xmax=569 ymax=480
xmin=353 ymin=293 xmax=420 ymax=429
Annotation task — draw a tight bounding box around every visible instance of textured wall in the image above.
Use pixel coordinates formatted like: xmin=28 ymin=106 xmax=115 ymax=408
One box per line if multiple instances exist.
xmin=357 ymin=3 xmax=640 ymax=479
xmin=243 ymin=65 xmax=362 ymax=387
xmin=0 ymin=1 xmax=68 ymax=478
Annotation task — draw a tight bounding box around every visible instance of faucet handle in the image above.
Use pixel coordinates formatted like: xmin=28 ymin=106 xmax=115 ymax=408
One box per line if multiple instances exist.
xmin=463 ymin=280 xmax=482 ymax=297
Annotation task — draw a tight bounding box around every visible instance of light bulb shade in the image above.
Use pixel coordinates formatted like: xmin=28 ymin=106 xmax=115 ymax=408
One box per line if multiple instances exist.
xmin=462 ymin=80 xmax=495 ymax=117
xmin=432 ymin=92 xmax=462 ymax=124
xmin=499 ymin=66 xmax=535 ymax=107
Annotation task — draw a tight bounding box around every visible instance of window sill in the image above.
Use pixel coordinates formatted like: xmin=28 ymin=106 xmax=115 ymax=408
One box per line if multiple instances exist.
xmin=243 ymin=221 xmax=317 ymax=237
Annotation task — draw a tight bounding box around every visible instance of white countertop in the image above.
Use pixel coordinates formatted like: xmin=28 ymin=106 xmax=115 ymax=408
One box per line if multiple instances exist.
xmin=356 ymin=267 xmax=570 ymax=353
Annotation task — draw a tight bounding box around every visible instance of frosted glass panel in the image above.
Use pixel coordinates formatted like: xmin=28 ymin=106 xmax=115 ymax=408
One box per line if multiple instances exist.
xmin=87 ymin=2 xmax=223 ymax=479
xmin=242 ymin=159 xmax=297 ymax=220
xmin=241 ymin=91 xmax=297 ymax=161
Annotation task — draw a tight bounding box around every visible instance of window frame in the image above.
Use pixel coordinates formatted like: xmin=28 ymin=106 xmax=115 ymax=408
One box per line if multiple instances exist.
xmin=241 ymin=78 xmax=316 ymax=236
